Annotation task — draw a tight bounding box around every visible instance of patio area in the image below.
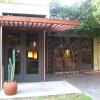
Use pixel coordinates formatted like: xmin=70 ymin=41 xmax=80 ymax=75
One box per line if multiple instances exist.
xmin=0 ymin=81 xmax=91 ymax=100
xmin=46 ymin=71 xmax=100 ymax=100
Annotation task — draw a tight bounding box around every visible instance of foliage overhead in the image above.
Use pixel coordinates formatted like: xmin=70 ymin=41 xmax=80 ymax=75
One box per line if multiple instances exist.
xmin=50 ymin=0 xmax=100 ymax=37
xmin=92 ymin=0 xmax=100 ymax=24
xmin=0 ymin=0 xmax=14 ymax=2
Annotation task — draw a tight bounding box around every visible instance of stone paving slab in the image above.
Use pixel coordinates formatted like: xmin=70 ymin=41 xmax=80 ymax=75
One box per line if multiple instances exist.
xmin=0 ymin=81 xmax=92 ymax=100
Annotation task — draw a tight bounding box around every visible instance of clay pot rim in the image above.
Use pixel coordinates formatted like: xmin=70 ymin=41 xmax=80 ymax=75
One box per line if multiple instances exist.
xmin=4 ymin=81 xmax=17 ymax=83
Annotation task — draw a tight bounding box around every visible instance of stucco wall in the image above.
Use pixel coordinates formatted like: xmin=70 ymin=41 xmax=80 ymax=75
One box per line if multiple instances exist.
xmin=93 ymin=38 xmax=100 ymax=71
xmin=0 ymin=3 xmax=50 ymax=17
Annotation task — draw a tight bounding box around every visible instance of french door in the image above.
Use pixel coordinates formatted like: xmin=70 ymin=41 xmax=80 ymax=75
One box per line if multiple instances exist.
xmin=7 ymin=32 xmax=42 ymax=82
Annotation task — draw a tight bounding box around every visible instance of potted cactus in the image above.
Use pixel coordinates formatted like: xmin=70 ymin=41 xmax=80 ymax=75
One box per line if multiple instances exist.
xmin=3 ymin=49 xmax=17 ymax=95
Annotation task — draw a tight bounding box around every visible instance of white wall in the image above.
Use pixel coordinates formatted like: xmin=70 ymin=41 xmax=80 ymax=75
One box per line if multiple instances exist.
xmin=0 ymin=3 xmax=50 ymax=17
xmin=94 ymin=38 xmax=100 ymax=71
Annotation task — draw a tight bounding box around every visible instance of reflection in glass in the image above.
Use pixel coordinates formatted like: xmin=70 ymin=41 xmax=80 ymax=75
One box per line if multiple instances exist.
xmin=27 ymin=34 xmax=38 ymax=49
xmin=8 ymin=34 xmax=20 ymax=49
xmin=16 ymin=50 xmax=20 ymax=60
xmin=8 ymin=33 xmax=21 ymax=75
xmin=15 ymin=61 xmax=20 ymax=74
xmin=26 ymin=33 xmax=39 ymax=74
xmin=64 ymin=49 xmax=71 ymax=57
xmin=26 ymin=61 xmax=38 ymax=74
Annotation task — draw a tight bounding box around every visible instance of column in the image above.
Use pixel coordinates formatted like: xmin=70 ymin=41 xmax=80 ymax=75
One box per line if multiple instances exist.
xmin=40 ymin=30 xmax=46 ymax=81
xmin=42 ymin=31 xmax=46 ymax=81
xmin=43 ymin=31 xmax=46 ymax=81
xmin=0 ymin=26 xmax=2 ymax=90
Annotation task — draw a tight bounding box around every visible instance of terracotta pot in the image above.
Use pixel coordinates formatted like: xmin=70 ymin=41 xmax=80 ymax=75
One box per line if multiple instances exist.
xmin=3 ymin=81 xmax=17 ymax=95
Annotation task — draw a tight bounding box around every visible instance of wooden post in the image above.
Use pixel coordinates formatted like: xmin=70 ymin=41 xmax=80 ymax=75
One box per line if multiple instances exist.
xmin=43 ymin=31 xmax=46 ymax=81
xmin=39 ymin=30 xmax=46 ymax=81
xmin=0 ymin=26 xmax=2 ymax=90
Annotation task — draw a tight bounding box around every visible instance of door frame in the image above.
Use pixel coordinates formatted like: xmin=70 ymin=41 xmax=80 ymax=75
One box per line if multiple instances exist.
xmin=3 ymin=29 xmax=46 ymax=82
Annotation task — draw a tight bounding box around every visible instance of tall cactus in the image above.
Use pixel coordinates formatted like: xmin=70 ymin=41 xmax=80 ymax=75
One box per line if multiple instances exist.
xmin=8 ymin=49 xmax=15 ymax=82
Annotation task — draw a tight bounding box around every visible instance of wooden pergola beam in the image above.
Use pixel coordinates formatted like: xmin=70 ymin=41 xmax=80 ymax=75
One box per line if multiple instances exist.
xmin=0 ymin=16 xmax=80 ymax=32
xmin=0 ymin=16 xmax=80 ymax=26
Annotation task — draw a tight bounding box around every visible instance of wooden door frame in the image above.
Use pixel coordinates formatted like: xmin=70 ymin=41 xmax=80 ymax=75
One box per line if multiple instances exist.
xmin=2 ymin=29 xmax=46 ymax=82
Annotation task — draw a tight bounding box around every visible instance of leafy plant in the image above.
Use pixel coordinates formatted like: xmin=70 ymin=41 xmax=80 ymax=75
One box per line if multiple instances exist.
xmin=50 ymin=0 xmax=100 ymax=37
xmin=8 ymin=49 xmax=15 ymax=82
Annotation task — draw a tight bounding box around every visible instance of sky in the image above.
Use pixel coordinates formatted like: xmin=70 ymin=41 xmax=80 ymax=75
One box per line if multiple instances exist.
xmin=15 ymin=0 xmax=51 ymax=5
xmin=15 ymin=0 xmax=82 ymax=6
xmin=59 ymin=0 xmax=82 ymax=6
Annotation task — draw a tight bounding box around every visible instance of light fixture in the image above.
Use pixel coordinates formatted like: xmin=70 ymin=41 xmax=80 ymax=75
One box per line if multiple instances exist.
xmin=64 ymin=49 xmax=71 ymax=57
xmin=33 ymin=51 xmax=38 ymax=59
xmin=17 ymin=50 xmax=20 ymax=53
xmin=28 ymin=51 xmax=33 ymax=58
xmin=31 ymin=41 xmax=36 ymax=47
xmin=28 ymin=51 xmax=38 ymax=59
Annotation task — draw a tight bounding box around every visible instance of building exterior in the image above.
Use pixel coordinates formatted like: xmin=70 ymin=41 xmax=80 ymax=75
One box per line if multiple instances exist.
xmin=1 ymin=2 xmax=100 ymax=91
xmin=0 ymin=2 xmax=80 ymax=90
xmin=0 ymin=2 xmax=50 ymax=17
xmin=0 ymin=2 xmax=50 ymax=90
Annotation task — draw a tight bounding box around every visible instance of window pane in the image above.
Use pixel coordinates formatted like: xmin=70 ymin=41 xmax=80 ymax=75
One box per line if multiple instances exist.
xmin=26 ymin=61 xmax=38 ymax=74
xmin=26 ymin=33 xmax=39 ymax=74
xmin=15 ymin=61 xmax=20 ymax=74
xmin=8 ymin=33 xmax=21 ymax=75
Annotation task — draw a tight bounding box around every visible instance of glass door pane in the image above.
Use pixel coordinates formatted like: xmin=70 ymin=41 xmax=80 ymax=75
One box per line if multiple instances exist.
xmin=26 ymin=33 xmax=39 ymax=74
xmin=8 ymin=33 xmax=21 ymax=75
xmin=26 ymin=60 xmax=38 ymax=74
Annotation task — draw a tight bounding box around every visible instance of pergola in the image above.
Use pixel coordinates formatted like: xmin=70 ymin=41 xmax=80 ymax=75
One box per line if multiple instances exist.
xmin=0 ymin=16 xmax=80 ymax=89
xmin=0 ymin=16 xmax=80 ymax=31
